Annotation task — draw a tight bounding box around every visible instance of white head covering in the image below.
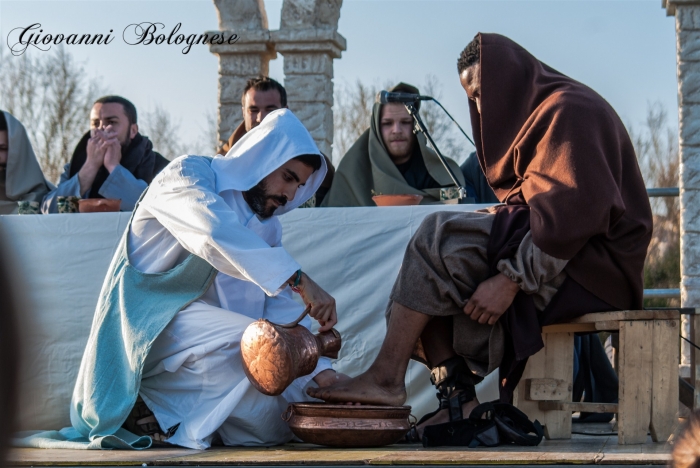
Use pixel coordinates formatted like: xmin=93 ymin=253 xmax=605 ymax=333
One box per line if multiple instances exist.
xmin=211 ymin=109 xmax=326 ymax=216
xmin=0 ymin=111 xmax=52 ymax=214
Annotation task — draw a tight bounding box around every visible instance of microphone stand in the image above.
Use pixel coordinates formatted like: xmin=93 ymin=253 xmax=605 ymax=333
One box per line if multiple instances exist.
xmin=403 ymin=102 xmax=469 ymax=203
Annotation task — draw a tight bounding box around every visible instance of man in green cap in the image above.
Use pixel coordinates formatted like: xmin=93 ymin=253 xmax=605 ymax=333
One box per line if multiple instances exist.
xmin=322 ymin=83 xmax=465 ymax=206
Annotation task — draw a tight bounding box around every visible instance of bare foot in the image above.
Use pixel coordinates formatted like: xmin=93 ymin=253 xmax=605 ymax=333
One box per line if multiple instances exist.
xmin=307 ymin=371 xmax=407 ymax=406
xmin=415 ymin=397 xmax=480 ymax=439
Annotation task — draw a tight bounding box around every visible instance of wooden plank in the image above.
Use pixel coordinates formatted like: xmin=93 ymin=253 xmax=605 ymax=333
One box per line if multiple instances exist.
xmin=650 ymin=319 xmax=680 ymax=442
xmin=692 ymin=314 xmax=700 ymax=410
xmin=542 ymin=332 xmax=574 ymax=440
xmin=6 ymin=447 xmax=198 ymax=465
xmin=528 ymin=378 xmax=570 ymax=401
xmin=618 ymin=320 xmax=653 ymax=445
xmin=7 ymin=441 xmax=674 ymax=466
xmin=595 ymin=320 xmax=620 ymax=331
xmin=539 ymin=401 xmax=618 ymax=413
xmin=513 ymin=343 xmax=547 ymax=429
xmin=542 ymin=323 xmax=597 ymax=333
xmin=568 ymin=310 xmax=679 ymax=324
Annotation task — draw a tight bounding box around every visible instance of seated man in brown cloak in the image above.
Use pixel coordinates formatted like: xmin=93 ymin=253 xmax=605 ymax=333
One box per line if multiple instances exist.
xmin=218 ymin=76 xmax=335 ymax=206
xmin=321 ymin=83 xmax=465 ymax=207
xmin=309 ymin=33 xmax=653 ymax=439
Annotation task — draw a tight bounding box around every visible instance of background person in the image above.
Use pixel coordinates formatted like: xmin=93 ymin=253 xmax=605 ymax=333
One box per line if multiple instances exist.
xmin=322 ymin=82 xmax=465 ymax=207
xmin=0 ymin=111 xmax=52 ymax=214
xmin=218 ymin=76 xmax=335 ymax=206
xmin=42 ymin=96 xmax=169 ymax=213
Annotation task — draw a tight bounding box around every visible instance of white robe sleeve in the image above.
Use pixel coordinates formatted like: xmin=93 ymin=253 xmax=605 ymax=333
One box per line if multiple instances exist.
xmin=140 ymin=156 xmax=300 ymax=296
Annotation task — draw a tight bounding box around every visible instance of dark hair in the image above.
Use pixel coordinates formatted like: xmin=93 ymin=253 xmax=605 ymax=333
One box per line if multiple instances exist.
xmin=0 ymin=112 xmax=6 ymax=132
xmin=93 ymin=95 xmax=138 ymax=126
xmin=242 ymin=76 xmax=287 ymax=108
xmin=457 ymin=35 xmax=481 ymax=75
xmin=293 ymin=154 xmax=322 ymax=172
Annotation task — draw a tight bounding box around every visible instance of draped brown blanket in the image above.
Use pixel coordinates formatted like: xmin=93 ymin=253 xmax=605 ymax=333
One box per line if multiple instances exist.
xmin=471 ymin=33 xmax=653 ymax=310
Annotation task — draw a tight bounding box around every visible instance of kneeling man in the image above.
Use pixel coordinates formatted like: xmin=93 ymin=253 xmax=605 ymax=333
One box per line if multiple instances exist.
xmin=309 ymin=34 xmax=652 ymax=440
xmin=71 ymin=109 xmax=347 ymax=449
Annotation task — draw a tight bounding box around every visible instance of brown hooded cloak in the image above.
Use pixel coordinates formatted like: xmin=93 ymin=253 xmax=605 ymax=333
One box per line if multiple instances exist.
xmin=472 ymin=34 xmax=652 ymax=313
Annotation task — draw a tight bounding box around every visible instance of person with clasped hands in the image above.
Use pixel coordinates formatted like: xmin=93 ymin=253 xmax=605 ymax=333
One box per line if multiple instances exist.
xmin=42 ymin=95 xmax=168 ymax=213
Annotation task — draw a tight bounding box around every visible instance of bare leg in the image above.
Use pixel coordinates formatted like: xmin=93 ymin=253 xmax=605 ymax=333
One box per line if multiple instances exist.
xmin=414 ymin=316 xmax=480 ymax=438
xmin=306 ymin=302 xmax=429 ymax=405
xmin=420 ymin=316 xmax=457 ymax=368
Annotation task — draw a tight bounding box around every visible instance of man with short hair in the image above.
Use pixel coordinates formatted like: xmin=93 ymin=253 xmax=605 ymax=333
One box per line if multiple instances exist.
xmin=0 ymin=111 xmax=52 ymax=214
xmin=321 ymin=82 xmax=465 ymax=207
xmin=67 ymin=109 xmax=349 ymax=449
xmin=309 ymin=34 xmax=652 ymax=445
xmin=218 ymin=76 xmax=334 ymax=206
xmin=219 ymin=76 xmax=288 ymax=153
xmin=42 ymin=96 xmax=169 ymax=213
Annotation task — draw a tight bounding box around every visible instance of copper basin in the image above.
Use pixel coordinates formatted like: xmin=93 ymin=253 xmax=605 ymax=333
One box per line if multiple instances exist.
xmin=284 ymin=403 xmax=411 ymax=447
xmin=78 ymin=198 xmax=121 ymax=213
xmin=372 ymin=194 xmax=423 ymax=206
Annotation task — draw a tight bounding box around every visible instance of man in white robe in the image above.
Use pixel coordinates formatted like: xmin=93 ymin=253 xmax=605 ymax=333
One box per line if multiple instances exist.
xmin=69 ymin=109 xmax=346 ymax=450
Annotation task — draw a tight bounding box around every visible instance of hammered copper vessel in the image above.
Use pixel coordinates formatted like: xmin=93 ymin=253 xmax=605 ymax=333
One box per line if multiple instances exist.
xmin=283 ymin=403 xmax=412 ymax=447
xmin=240 ymin=319 xmax=341 ymax=396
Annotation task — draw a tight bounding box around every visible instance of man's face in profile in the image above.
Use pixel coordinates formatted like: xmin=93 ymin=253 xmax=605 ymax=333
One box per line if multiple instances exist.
xmin=380 ymin=103 xmax=415 ymax=165
xmin=242 ymin=88 xmax=284 ymax=132
xmin=243 ymin=158 xmax=314 ymax=219
xmin=90 ymin=103 xmax=137 ymax=148
xmin=460 ymin=63 xmax=481 ymax=114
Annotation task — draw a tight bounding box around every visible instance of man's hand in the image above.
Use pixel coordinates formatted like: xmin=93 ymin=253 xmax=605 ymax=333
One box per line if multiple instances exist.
xmin=463 ymin=273 xmax=520 ymax=325
xmin=101 ymin=129 xmax=123 ymax=173
xmin=78 ymin=129 xmax=108 ymax=195
xmin=291 ymin=272 xmax=337 ymax=332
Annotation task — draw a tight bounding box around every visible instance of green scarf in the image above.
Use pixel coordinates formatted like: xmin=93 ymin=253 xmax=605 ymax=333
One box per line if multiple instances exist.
xmin=322 ymin=101 xmax=464 ymax=207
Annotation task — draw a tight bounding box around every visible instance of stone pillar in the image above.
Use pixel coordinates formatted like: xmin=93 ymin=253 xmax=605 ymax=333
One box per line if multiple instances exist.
xmin=664 ymin=0 xmax=700 ymax=407
xmin=272 ymin=0 xmax=346 ymax=156
xmin=210 ymin=0 xmax=276 ymax=149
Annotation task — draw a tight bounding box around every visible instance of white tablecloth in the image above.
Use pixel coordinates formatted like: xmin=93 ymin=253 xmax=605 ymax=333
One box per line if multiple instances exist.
xmin=2 ymin=205 xmax=498 ymax=432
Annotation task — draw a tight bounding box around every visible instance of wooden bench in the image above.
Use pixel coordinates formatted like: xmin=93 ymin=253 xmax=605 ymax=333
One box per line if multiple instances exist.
xmin=513 ymin=309 xmax=680 ymax=445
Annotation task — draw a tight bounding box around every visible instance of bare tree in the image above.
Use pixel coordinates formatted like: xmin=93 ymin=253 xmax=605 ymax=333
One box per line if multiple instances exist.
xmin=629 ymin=102 xmax=680 ymax=306
xmin=332 ymin=75 xmax=472 ymax=165
xmin=194 ymin=110 xmax=219 ymax=155
xmin=419 ymin=74 xmax=470 ymax=165
xmin=140 ymin=105 xmax=187 ymax=161
xmin=332 ymin=79 xmax=378 ymax=163
xmin=0 ymin=46 xmax=102 ymax=183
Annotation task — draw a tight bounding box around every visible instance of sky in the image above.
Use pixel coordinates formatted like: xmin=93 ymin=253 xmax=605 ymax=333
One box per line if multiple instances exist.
xmin=0 ymin=0 xmax=680 ymax=161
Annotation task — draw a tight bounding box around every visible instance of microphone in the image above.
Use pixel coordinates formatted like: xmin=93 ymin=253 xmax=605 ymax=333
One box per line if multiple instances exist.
xmin=378 ymin=90 xmax=432 ymax=104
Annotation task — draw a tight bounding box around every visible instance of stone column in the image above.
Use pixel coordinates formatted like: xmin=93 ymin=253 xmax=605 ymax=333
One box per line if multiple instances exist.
xmin=272 ymin=0 xmax=346 ymax=156
xmin=664 ymin=0 xmax=700 ymax=408
xmin=210 ymin=0 xmax=276 ymax=149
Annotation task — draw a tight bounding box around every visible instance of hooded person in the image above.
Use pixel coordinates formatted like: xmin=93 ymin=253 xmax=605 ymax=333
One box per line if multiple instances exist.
xmin=0 ymin=112 xmax=52 ymax=214
xmin=42 ymin=96 xmax=169 ymax=213
xmin=217 ymin=76 xmax=336 ymax=207
xmin=321 ymin=83 xmax=465 ymax=207
xmin=307 ymin=34 xmax=652 ymax=445
xmin=18 ymin=109 xmax=347 ymax=450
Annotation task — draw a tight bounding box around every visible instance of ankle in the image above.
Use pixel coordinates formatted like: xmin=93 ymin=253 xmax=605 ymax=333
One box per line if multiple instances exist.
xmin=365 ymin=364 xmax=405 ymax=390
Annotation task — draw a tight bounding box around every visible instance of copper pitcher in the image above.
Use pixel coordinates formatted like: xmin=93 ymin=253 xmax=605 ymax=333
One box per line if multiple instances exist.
xmin=240 ymin=318 xmax=341 ymax=396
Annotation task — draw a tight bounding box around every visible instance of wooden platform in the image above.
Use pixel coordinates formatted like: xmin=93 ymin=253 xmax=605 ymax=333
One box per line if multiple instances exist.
xmin=7 ymin=424 xmax=674 ymax=467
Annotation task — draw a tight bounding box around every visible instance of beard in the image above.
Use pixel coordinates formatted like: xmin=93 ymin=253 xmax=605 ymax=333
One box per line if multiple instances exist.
xmin=243 ymin=178 xmax=288 ymax=219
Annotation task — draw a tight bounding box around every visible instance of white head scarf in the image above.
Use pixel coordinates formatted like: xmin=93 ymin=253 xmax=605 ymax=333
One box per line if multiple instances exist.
xmin=211 ymin=109 xmax=326 ymax=216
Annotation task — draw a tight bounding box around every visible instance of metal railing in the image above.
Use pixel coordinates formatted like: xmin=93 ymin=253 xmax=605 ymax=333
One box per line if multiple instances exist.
xmin=643 ymin=187 xmax=680 ymax=300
